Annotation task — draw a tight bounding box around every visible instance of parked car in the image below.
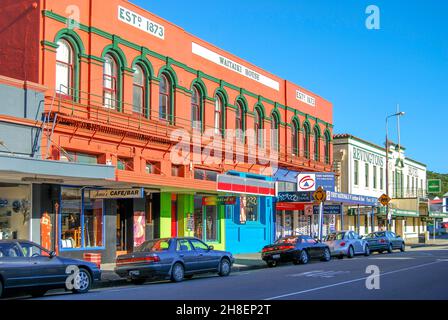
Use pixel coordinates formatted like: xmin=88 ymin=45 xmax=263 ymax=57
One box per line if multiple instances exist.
xmin=261 ymin=235 xmax=331 ymax=267
xmin=0 ymin=240 xmax=101 ymax=298
xmin=115 ymin=237 xmax=234 ymax=284
xmin=324 ymin=231 xmax=370 ymax=258
xmin=362 ymin=231 xmax=405 ymax=253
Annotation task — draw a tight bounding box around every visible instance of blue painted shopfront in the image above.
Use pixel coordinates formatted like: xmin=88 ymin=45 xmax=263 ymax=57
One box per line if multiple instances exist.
xmin=224 ymin=172 xmax=275 ymax=254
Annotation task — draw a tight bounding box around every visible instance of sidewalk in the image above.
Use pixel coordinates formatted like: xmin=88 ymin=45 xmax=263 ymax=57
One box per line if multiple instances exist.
xmin=409 ymin=238 xmax=448 ymax=249
xmin=96 ymin=253 xmax=265 ymax=289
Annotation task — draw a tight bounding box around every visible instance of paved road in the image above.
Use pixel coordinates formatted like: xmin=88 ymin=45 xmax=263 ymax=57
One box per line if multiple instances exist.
xmin=30 ymin=247 xmax=448 ymax=300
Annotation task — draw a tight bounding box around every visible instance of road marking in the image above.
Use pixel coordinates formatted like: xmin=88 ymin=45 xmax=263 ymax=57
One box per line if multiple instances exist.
xmin=437 ymin=259 xmax=448 ymax=262
xmin=287 ymin=270 xmax=350 ymax=278
xmin=368 ymin=257 xmax=414 ymax=260
xmin=264 ymin=260 xmax=441 ymax=300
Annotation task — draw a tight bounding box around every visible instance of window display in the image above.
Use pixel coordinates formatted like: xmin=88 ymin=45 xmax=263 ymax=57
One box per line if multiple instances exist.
xmin=0 ymin=184 xmax=31 ymax=241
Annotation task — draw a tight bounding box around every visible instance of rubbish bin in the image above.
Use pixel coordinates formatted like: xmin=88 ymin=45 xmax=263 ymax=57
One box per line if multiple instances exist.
xmin=83 ymin=253 xmax=101 ymax=269
xmin=418 ymin=233 xmax=426 ymax=244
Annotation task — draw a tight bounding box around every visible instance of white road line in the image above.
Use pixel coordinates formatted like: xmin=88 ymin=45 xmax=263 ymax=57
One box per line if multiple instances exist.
xmin=368 ymin=257 xmax=414 ymax=260
xmin=264 ymin=260 xmax=441 ymax=300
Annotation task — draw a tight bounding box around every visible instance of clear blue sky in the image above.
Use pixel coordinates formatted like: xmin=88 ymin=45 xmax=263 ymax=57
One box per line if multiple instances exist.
xmin=133 ymin=0 xmax=448 ymax=173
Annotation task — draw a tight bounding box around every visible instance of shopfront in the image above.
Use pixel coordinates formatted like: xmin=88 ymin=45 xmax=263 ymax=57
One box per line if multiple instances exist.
xmin=218 ymin=172 xmax=275 ymax=254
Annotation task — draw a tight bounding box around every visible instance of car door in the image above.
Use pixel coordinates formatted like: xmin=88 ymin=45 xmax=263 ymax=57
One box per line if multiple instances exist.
xmin=350 ymin=232 xmax=364 ymax=254
xmin=19 ymin=241 xmax=66 ymax=285
xmin=388 ymin=232 xmax=400 ymax=249
xmin=189 ymin=239 xmax=216 ymax=270
xmin=0 ymin=242 xmax=34 ymax=288
xmin=176 ymin=239 xmax=198 ymax=273
xmin=302 ymin=236 xmax=319 ymax=258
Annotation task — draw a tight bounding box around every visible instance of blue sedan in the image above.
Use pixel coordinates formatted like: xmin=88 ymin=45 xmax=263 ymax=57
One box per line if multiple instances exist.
xmin=115 ymin=237 xmax=234 ymax=284
xmin=362 ymin=231 xmax=406 ymax=253
xmin=0 ymin=240 xmax=101 ymax=298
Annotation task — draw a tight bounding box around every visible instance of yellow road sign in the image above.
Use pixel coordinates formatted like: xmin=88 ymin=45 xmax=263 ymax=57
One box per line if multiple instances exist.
xmin=378 ymin=194 xmax=391 ymax=206
xmin=313 ymin=187 xmax=326 ymax=204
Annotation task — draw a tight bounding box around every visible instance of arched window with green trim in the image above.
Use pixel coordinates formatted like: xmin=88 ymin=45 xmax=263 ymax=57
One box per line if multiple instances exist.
xmin=214 ymin=92 xmax=225 ymax=136
xmin=103 ymin=54 xmax=119 ymax=109
xmin=271 ymin=112 xmax=280 ymax=152
xmin=254 ymin=107 xmax=263 ymax=147
xmin=56 ymin=39 xmax=74 ymax=97
xmin=324 ymin=130 xmax=331 ymax=164
xmin=191 ymin=85 xmax=203 ymax=130
xmin=235 ymin=99 xmax=246 ymax=142
xmin=303 ymin=122 xmax=311 ymax=159
xmin=292 ymin=119 xmax=299 ymax=156
xmin=132 ymin=64 xmax=147 ymax=115
xmin=159 ymin=73 xmax=173 ymax=122
xmin=314 ymin=126 xmax=320 ymax=161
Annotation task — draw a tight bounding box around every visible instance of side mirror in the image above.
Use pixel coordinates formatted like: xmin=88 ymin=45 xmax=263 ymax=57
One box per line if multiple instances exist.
xmin=49 ymin=251 xmax=57 ymax=258
xmin=208 ymin=245 xmax=214 ymax=251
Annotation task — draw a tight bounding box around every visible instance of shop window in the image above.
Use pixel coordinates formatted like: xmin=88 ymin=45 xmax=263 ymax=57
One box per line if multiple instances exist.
xmin=60 ymin=187 xmax=104 ymax=250
xmin=193 ymin=196 xmax=219 ymax=243
xmin=240 ymin=196 xmax=258 ymax=223
xmin=118 ymin=157 xmax=133 ymax=171
xmin=0 ymin=184 xmax=31 ymax=241
xmin=205 ymin=206 xmax=218 ymax=242
xmin=194 ymin=169 xmax=218 ymax=181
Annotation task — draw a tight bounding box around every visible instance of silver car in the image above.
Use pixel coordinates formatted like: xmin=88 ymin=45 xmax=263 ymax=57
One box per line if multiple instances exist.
xmin=323 ymin=231 xmax=370 ymax=259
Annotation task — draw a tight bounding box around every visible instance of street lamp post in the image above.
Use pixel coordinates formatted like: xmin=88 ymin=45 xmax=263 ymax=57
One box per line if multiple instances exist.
xmin=385 ymin=111 xmax=405 ymax=231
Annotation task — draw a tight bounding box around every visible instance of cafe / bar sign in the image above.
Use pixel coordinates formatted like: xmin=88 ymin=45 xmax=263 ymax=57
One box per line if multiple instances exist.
xmin=202 ymin=196 xmax=217 ymax=206
xmin=218 ymin=196 xmax=237 ymax=205
xmin=89 ymin=188 xmax=144 ymax=199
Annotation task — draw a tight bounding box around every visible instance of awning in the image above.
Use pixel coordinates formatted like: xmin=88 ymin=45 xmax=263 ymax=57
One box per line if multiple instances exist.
xmin=217 ymin=174 xmax=275 ymax=196
xmin=0 ymin=154 xmax=115 ymax=185
xmin=377 ymin=207 xmax=419 ymax=217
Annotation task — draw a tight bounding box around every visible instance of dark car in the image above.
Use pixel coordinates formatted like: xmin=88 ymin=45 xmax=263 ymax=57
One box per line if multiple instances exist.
xmin=114 ymin=237 xmax=235 ymax=284
xmin=362 ymin=231 xmax=405 ymax=253
xmin=0 ymin=240 xmax=101 ymax=298
xmin=261 ymin=235 xmax=331 ymax=267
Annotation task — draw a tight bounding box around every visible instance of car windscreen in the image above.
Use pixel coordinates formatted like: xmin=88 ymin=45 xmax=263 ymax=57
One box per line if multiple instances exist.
xmin=275 ymin=237 xmax=299 ymax=245
xmin=0 ymin=243 xmax=23 ymax=258
xmin=366 ymin=232 xmax=385 ymax=238
xmin=135 ymin=239 xmax=171 ymax=252
xmin=325 ymin=232 xmax=345 ymax=241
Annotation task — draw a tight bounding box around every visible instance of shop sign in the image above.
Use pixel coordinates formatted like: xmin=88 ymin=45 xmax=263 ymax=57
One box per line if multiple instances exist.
xmin=276 ymin=202 xmax=306 ymax=211
xmin=89 ymin=188 xmax=144 ymax=199
xmin=326 ymin=191 xmax=379 ymax=206
xmin=192 ymin=42 xmax=280 ymax=91
xmin=296 ymin=90 xmax=316 ymax=107
xmin=217 ymin=196 xmax=236 ymax=205
xmin=313 ymin=205 xmax=342 ymax=215
xmin=427 ymin=179 xmax=442 ymax=194
xmin=353 ymin=147 xmax=384 ymax=167
xmin=297 ymin=172 xmax=335 ymax=192
xmin=133 ymin=211 xmax=146 ymax=248
xmin=202 ymin=196 xmax=217 ymax=206
xmin=118 ymin=6 xmax=165 ymax=40
xmin=277 ymin=192 xmax=312 ymax=203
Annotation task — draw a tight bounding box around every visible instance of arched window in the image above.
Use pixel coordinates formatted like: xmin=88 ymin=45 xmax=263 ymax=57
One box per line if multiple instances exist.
xmin=254 ymin=107 xmax=263 ymax=147
xmin=235 ymin=100 xmax=245 ymax=142
xmin=271 ymin=113 xmax=279 ymax=152
xmin=103 ymin=54 xmax=118 ymax=109
xmin=292 ymin=120 xmax=299 ymax=156
xmin=159 ymin=73 xmax=172 ymax=121
xmin=314 ymin=126 xmax=320 ymax=161
xmin=324 ymin=131 xmax=331 ymax=164
xmin=191 ymin=86 xmax=202 ymax=130
xmin=56 ymin=39 xmax=74 ymax=96
xmin=214 ymin=93 xmax=224 ymax=135
xmin=303 ymin=122 xmax=310 ymax=159
xmin=133 ymin=64 xmax=146 ymax=114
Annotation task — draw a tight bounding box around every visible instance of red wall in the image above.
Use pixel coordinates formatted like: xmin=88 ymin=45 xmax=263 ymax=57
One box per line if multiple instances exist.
xmin=0 ymin=0 xmax=40 ymax=83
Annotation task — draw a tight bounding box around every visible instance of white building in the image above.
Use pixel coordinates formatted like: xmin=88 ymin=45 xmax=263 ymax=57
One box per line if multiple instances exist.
xmin=333 ymin=134 xmax=427 ymax=241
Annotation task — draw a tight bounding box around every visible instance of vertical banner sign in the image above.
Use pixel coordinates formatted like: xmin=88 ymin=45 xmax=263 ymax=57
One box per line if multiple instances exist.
xmin=133 ymin=211 xmax=146 ymax=248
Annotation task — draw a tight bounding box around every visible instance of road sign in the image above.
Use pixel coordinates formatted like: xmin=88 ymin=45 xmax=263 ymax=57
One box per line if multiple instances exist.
xmin=378 ymin=194 xmax=391 ymax=206
xmin=427 ymin=179 xmax=442 ymax=194
xmin=313 ymin=187 xmax=326 ymax=204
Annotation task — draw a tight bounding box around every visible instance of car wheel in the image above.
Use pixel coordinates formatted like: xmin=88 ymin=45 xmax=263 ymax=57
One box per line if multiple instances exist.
xmin=72 ymin=268 xmax=92 ymax=294
xmin=364 ymin=245 xmax=370 ymax=257
xmin=299 ymin=250 xmax=309 ymax=265
xmin=0 ymin=280 xmax=4 ymax=299
xmin=267 ymin=260 xmax=277 ymax=268
xmin=387 ymin=243 xmax=393 ymax=254
xmin=218 ymin=258 xmax=231 ymax=277
xmin=171 ymin=263 xmax=185 ymax=282
xmin=131 ymin=278 xmax=146 ymax=285
xmin=347 ymin=246 xmax=355 ymax=259
xmin=400 ymin=242 xmax=406 ymax=252
xmin=321 ymin=248 xmax=331 ymax=262
xmin=30 ymin=289 xmax=48 ymax=298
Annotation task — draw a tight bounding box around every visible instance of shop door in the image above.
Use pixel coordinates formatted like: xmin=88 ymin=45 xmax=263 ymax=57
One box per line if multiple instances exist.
xmin=116 ymin=199 xmax=133 ymax=253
